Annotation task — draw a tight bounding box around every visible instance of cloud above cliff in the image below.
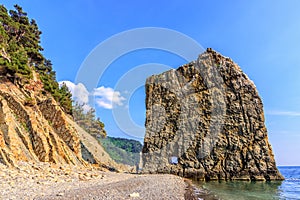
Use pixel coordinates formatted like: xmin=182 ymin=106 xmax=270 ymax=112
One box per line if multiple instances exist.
xmin=93 ymin=86 xmax=126 ymax=109
xmin=59 ymin=81 xmax=125 ymax=110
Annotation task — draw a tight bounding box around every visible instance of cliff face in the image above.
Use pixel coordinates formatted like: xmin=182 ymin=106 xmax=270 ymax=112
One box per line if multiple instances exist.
xmin=142 ymin=48 xmax=284 ymax=181
xmin=0 ymin=4 xmax=123 ymax=171
xmin=0 ymin=73 xmax=118 ymax=170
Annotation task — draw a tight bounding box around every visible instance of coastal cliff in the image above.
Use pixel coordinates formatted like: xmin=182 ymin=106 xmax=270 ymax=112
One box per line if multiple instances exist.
xmin=142 ymin=48 xmax=284 ymax=181
xmin=0 ymin=75 xmax=80 ymax=165
xmin=0 ymin=73 xmax=118 ymax=169
xmin=0 ymin=4 xmax=121 ymax=171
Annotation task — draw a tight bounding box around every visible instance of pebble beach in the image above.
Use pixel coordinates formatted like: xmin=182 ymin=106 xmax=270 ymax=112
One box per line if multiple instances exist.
xmin=0 ymin=162 xmax=200 ymax=200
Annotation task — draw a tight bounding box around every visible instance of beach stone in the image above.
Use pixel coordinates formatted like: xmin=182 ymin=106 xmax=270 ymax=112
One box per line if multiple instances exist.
xmin=129 ymin=192 xmax=140 ymax=197
xmin=142 ymin=48 xmax=284 ymax=181
xmin=56 ymin=192 xmax=64 ymax=196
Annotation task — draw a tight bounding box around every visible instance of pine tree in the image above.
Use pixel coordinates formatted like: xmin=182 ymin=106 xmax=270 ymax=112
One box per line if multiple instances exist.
xmin=58 ymin=83 xmax=73 ymax=114
xmin=0 ymin=4 xmax=73 ymax=114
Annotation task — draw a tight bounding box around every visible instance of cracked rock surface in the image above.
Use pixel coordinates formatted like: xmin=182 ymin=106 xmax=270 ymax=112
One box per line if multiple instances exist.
xmin=142 ymin=48 xmax=284 ymax=181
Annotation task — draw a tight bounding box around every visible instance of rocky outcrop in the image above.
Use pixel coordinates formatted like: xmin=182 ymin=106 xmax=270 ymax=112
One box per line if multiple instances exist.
xmin=0 ymin=77 xmax=83 ymax=166
xmin=0 ymin=74 xmax=120 ymax=170
xmin=142 ymin=48 xmax=284 ymax=181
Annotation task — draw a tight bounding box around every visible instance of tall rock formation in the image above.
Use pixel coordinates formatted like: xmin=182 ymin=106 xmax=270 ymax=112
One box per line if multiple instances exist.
xmin=142 ymin=48 xmax=284 ymax=181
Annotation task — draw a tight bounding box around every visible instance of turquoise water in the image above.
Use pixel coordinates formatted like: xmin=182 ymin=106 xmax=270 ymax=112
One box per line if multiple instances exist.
xmin=194 ymin=166 xmax=300 ymax=199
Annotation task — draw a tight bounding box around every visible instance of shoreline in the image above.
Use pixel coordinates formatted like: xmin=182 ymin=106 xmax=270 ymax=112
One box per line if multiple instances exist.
xmin=5 ymin=161 xmax=285 ymax=200
xmin=184 ymin=179 xmax=218 ymax=200
xmin=184 ymin=179 xmax=198 ymax=200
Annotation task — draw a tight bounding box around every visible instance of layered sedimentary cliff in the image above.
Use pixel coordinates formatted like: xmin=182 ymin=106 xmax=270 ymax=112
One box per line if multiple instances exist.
xmin=142 ymin=48 xmax=284 ymax=181
xmin=0 ymin=4 xmax=125 ymax=172
xmin=0 ymin=73 xmax=118 ymax=170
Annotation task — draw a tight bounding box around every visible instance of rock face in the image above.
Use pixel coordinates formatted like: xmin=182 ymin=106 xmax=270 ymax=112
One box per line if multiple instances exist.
xmin=0 ymin=78 xmax=81 ymax=166
xmin=0 ymin=74 xmax=119 ymax=170
xmin=142 ymin=48 xmax=284 ymax=181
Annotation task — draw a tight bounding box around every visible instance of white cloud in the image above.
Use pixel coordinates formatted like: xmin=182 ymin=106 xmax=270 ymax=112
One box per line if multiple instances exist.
xmin=59 ymin=81 xmax=89 ymax=105
xmin=266 ymin=110 xmax=300 ymax=117
xmin=59 ymin=81 xmax=126 ymax=110
xmin=93 ymin=86 xmax=126 ymax=109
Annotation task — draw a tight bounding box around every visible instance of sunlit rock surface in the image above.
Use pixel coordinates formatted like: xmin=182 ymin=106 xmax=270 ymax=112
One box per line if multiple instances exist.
xmin=142 ymin=48 xmax=284 ymax=181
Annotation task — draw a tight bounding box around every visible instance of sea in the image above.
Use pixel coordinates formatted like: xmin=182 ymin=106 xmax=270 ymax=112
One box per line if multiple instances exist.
xmin=194 ymin=166 xmax=300 ymax=200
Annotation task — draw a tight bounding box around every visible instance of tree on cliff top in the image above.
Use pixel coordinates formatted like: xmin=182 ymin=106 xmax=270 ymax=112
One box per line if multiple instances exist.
xmin=0 ymin=4 xmax=72 ymax=114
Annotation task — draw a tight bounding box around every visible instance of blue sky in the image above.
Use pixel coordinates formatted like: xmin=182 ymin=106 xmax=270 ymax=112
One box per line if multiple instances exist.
xmin=3 ymin=1 xmax=300 ymax=166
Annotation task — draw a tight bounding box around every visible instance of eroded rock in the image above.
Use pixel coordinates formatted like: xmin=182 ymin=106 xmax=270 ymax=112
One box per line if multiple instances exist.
xmin=142 ymin=48 xmax=284 ymax=181
xmin=0 ymin=78 xmax=83 ymax=166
